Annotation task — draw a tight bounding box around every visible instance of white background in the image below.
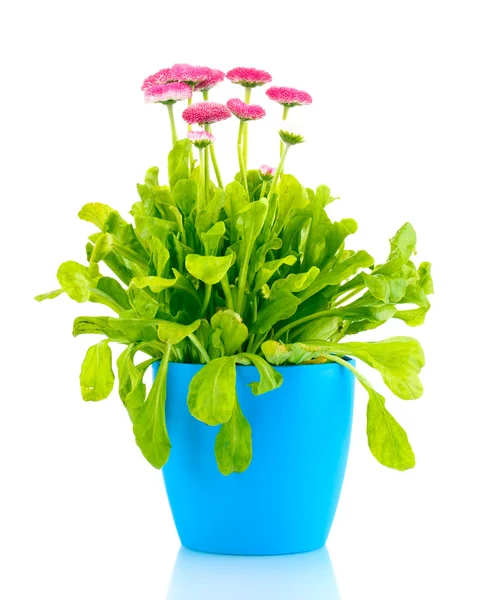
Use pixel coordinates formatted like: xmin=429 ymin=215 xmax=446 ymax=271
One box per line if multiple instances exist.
xmin=1 ymin=1 xmax=477 ymax=598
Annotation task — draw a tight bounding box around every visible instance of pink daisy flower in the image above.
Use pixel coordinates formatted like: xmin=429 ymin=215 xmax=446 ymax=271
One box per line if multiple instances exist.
xmin=187 ymin=130 xmax=215 ymax=149
xmin=259 ymin=165 xmax=276 ymax=181
xmin=226 ymin=98 xmax=266 ymax=121
xmin=144 ymin=82 xmax=192 ymax=104
xmin=226 ymin=67 xmax=272 ymax=88
xmin=141 ymin=68 xmax=176 ymax=91
xmin=266 ymin=86 xmax=312 ymax=107
xmin=196 ymin=69 xmax=226 ymax=92
xmin=170 ymin=63 xmax=211 ymax=86
xmin=182 ymin=102 xmax=232 ymax=125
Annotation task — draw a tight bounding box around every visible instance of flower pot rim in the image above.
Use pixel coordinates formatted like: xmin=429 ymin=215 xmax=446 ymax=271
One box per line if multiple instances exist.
xmin=165 ymin=356 xmax=354 ymax=369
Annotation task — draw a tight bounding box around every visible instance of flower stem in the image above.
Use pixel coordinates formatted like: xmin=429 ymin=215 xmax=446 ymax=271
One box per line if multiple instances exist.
xmin=187 ymin=333 xmax=211 ymax=363
xmin=198 ymin=147 xmax=205 ymax=211
xmin=167 ymin=104 xmax=178 ymax=146
xmin=260 ymin=180 xmax=268 ymax=199
xmin=220 ymin=276 xmax=235 ymax=311
xmin=243 ymin=87 xmax=252 ymax=171
xmin=202 ymin=91 xmax=211 ymax=201
xmin=268 ymin=143 xmax=290 ymax=196
xmin=280 ymin=105 xmax=290 ymax=156
xmin=237 ymin=120 xmax=248 ymax=195
xmin=200 ymin=284 xmax=212 ymax=317
xmin=208 ymin=141 xmax=223 ymax=188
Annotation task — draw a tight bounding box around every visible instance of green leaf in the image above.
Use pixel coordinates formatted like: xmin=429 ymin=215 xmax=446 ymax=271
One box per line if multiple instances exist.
xmin=275 ymin=174 xmax=308 ymax=234
xmin=299 ymin=250 xmax=374 ymax=302
xmin=291 ymin=316 xmax=343 ymax=343
xmin=214 ymin=401 xmax=252 ymax=475
xmin=78 ymin=202 xmax=116 ymax=230
xmin=128 ymin=283 xmax=159 ymax=318
xmin=108 ymin=317 xmax=160 ymax=342
xmin=363 ymin=273 xmax=407 ymax=303
xmin=132 ymin=269 xmax=200 ymax=305
xmin=185 ymin=253 xmax=235 ymax=285
xmin=418 ymin=262 xmax=434 ymax=294
xmin=73 ymin=316 xmax=124 ymax=339
xmin=79 ymin=340 xmax=115 ymax=401
xmin=300 ymin=337 xmax=425 ymax=400
xmin=201 ymin=221 xmax=226 ymax=256
xmin=144 ymin=166 xmax=159 ymax=188
xmin=57 ymin=261 xmax=100 ymax=303
xmin=34 ymin=289 xmax=64 ymax=302
xmin=270 ymin=266 xmax=319 ymax=296
xmin=302 ymin=200 xmax=357 ymax=270
xmin=188 ymin=356 xmax=237 ymax=425
xmin=195 ymin=188 xmax=226 ymax=235
xmin=150 ymin=237 xmax=170 ymax=277
xmin=322 ymin=354 xmax=416 ymax=471
xmin=374 ymin=223 xmax=417 ymax=276
xmin=236 ymin=199 xmax=268 ymax=250
xmin=133 ymin=345 xmax=172 ymax=469
xmin=90 ymin=233 xmax=114 ymax=264
xmin=253 ymin=255 xmax=297 ymax=294
xmin=93 ymin=277 xmax=130 ymax=311
xmin=261 ymin=340 xmax=293 ymax=365
xmin=116 ymin=344 xmax=154 ymax=421
xmin=168 ymin=139 xmax=191 ymax=190
xmin=366 ymin=387 xmax=416 ymax=470
xmin=251 ymin=291 xmax=301 ymax=334
xmin=172 ymin=179 xmax=198 ymax=217
xmin=156 ymin=319 xmax=201 ymax=344
xmin=210 ymin=310 xmax=248 ymax=356
xmin=250 ymin=238 xmax=282 ymax=275
xmin=239 ymin=353 xmax=283 ymax=394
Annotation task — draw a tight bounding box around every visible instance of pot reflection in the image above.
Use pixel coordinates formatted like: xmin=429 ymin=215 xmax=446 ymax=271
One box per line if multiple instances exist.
xmin=167 ymin=546 xmax=341 ymax=600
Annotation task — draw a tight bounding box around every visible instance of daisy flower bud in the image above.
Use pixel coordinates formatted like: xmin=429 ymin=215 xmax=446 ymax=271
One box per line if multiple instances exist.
xmin=141 ymin=68 xmax=176 ymax=91
xmin=171 ymin=63 xmax=211 ymax=87
xmin=196 ymin=69 xmax=226 ymax=92
xmin=279 ymin=130 xmax=305 ymax=145
xmin=226 ymin=98 xmax=266 ymax=121
xmin=187 ymin=130 xmax=215 ymax=149
xmin=182 ymin=102 xmax=232 ymax=125
xmin=266 ymin=86 xmax=313 ymax=107
xmin=226 ymin=67 xmax=272 ymax=88
xmin=259 ymin=165 xmax=276 ymax=181
xmin=144 ymin=82 xmax=192 ymax=104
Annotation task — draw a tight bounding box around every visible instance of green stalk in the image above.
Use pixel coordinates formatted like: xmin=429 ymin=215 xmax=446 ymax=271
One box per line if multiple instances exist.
xmin=269 ymin=143 xmax=290 ymax=195
xmin=280 ymin=105 xmax=290 ymax=156
xmin=167 ymin=103 xmax=178 ymax=146
xmin=207 ymin=126 xmax=223 ymax=188
xmin=243 ymin=87 xmax=252 ymax=170
xmin=187 ymin=333 xmax=211 ymax=363
xmin=237 ymin=120 xmax=248 ymax=195
xmin=187 ymin=95 xmax=193 ymax=175
xmin=260 ymin=180 xmax=268 ymax=199
xmin=202 ymin=91 xmax=211 ymax=201
xmin=198 ymin=147 xmax=206 ymax=211
xmin=200 ymin=284 xmax=212 ymax=317
xmin=220 ymin=277 xmax=235 ymax=311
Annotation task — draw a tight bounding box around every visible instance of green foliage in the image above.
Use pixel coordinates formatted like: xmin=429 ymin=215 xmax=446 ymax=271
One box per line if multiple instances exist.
xmin=37 ymin=139 xmax=433 ymax=475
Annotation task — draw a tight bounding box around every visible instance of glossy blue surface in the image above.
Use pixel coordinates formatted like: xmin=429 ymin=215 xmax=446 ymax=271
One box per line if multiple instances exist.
xmin=154 ymin=360 xmax=355 ymax=555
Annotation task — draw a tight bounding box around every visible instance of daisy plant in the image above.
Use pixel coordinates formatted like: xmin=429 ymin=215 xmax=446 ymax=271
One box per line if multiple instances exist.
xmin=36 ymin=63 xmax=433 ymax=477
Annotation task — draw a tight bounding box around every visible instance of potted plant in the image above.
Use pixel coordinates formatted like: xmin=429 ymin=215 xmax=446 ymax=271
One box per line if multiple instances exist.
xmin=36 ymin=63 xmax=433 ymax=556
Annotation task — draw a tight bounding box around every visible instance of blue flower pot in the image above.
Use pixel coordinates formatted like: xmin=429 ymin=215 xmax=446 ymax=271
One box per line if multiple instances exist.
xmin=153 ymin=360 xmax=355 ymax=556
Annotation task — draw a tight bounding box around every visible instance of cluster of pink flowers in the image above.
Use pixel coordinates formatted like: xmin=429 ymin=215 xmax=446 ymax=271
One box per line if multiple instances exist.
xmin=142 ymin=63 xmax=314 ymax=176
